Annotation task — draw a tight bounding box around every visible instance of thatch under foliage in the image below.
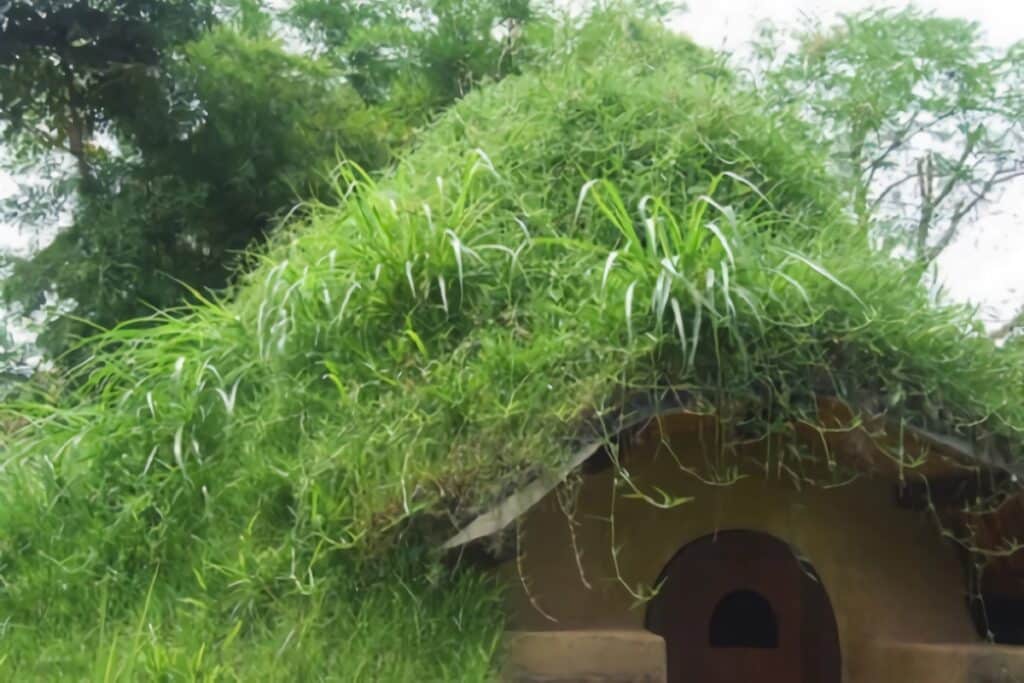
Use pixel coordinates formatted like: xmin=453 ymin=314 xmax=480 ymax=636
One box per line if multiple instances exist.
xmin=1 ymin=10 xmax=1022 ymax=679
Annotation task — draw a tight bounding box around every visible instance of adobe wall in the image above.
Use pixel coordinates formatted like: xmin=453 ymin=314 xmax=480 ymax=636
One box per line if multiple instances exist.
xmin=498 ymin=415 xmax=981 ymax=682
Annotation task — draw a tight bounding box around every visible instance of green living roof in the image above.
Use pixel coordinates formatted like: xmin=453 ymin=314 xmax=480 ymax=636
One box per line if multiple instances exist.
xmin=2 ymin=11 xmax=1022 ymax=679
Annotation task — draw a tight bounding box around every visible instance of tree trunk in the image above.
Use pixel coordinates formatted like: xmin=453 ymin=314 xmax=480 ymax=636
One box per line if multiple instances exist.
xmin=63 ymin=62 xmax=92 ymax=186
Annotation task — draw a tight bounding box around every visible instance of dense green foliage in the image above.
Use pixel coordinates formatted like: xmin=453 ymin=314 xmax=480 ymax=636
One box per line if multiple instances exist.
xmin=0 ymin=1 xmax=215 ymax=160
xmin=1 ymin=0 xmax=557 ymax=359
xmin=2 ymin=8 xmax=1023 ymax=680
xmin=6 ymin=26 xmax=390 ymax=354
xmin=286 ymin=0 xmax=552 ymax=109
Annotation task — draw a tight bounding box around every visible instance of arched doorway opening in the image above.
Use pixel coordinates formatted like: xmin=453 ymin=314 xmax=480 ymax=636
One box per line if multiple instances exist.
xmin=645 ymin=530 xmax=841 ymax=683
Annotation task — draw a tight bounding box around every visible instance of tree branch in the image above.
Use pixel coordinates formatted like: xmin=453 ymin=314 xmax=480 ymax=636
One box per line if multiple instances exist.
xmin=862 ymin=109 xmax=958 ymax=188
xmin=870 ymin=171 xmax=918 ymax=213
xmin=921 ymin=164 xmax=1024 ymax=265
xmin=991 ymin=305 xmax=1024 ymax=340
xmin=915 ymin=134 xmax=980 ymax=262
xmin=915 ymin=154 xmax=934 ymax=258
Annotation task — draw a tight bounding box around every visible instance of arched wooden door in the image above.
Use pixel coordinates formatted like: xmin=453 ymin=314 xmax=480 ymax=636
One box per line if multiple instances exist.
xmin=645 ymin=531 xmax=841 ymax=683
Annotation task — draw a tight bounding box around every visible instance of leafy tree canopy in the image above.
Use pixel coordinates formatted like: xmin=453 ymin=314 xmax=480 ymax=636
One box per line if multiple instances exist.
xmin=1 ymin=0 xmax=556 ymax=359
xmin=756 ymin=7 xmax=1024 ymax=265
xmin=285 ymin=0 xmax=556 ymax=116
xmin=0 ymin=0 xmax=216 ymax=175
xmin=6 ymin=26 xmax=390 ymax=354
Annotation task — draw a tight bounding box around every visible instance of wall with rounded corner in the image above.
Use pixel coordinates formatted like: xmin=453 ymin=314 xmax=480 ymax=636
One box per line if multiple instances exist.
xmin=497 ymin=415 xmax=980 ymax=682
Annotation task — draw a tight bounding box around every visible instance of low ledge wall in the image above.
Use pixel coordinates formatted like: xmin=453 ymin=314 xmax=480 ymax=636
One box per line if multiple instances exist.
xmin=502 ymin=631 xmax=1024 ymax=682
xmin=867 ymin=642 xmax=1024 ymax=683
xmin=503 ymin=630 xmax=666 ymax=683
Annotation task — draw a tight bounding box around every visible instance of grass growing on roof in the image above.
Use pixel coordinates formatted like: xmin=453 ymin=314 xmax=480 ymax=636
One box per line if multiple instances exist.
xmin=2 ymin=8 xmax=1023 ymax=679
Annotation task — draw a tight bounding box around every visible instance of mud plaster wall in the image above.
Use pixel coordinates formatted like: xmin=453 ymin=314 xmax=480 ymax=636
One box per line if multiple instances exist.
xmin=498 ymin=417 xmax=982 ymax=682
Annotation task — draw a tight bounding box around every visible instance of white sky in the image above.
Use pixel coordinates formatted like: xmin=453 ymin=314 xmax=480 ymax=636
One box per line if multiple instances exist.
xmin=2 ymin=0 xmax=1022 ymax=327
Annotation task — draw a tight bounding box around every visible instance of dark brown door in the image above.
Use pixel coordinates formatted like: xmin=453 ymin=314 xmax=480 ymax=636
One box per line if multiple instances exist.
xmin=645 ymin=531 xmax=841 ymax=683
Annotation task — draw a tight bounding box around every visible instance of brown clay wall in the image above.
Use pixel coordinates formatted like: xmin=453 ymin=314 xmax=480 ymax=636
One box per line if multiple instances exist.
xmin=499 ymin=417 xmax=981 ymax=682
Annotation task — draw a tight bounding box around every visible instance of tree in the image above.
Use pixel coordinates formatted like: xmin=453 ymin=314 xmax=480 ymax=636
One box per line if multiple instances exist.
xmin=0 ymin=1 xmax=216 ymax=183
xmin=285 ymin=0 xmax=553 ymax=117
xmin=755 ymin=8 xmax=1024 ymax=267
xmin=2 ymin=0 xmax=557 ymax=359
xmin=991 ymin=305 xmax=1024 ymax=341
xmin=0 ymin=1 xmax=218 ymax=355
xmin=4 ymin=24 xmax=391 ymax=356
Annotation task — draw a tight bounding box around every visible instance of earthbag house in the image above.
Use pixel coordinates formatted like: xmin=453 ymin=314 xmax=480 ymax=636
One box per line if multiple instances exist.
xmin=445 ymin=391 xmax=1024 ymax=683
xmin=8 ymin=14 xmax=1024 ymax=683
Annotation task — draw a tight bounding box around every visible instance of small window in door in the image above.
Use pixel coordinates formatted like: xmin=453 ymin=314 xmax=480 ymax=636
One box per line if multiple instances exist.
xmin=709 ymin=589 xmax=779 ymax=648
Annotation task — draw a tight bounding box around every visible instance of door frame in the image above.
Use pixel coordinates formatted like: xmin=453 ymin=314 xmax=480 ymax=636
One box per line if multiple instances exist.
xmin=645 ymin=530 xmax=842 ymax=683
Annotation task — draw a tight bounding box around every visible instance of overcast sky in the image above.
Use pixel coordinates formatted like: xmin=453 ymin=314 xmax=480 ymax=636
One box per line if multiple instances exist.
xmin=2 ymin=0 xmax=1022 ymax=327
